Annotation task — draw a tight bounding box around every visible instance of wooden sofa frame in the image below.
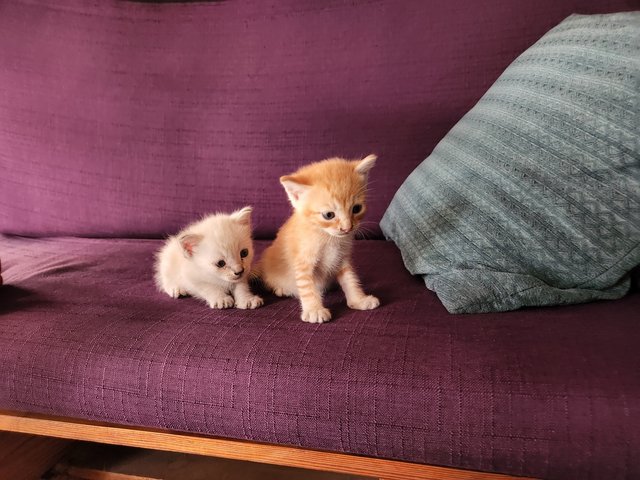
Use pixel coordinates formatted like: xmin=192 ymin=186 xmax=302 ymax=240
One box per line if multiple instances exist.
xmin=0 ymin=409 xmax=535 ymax=480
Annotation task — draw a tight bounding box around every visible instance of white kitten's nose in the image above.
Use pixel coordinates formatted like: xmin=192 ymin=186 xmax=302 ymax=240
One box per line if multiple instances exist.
xmin=233 ymin=268 xmax=245 ymax=277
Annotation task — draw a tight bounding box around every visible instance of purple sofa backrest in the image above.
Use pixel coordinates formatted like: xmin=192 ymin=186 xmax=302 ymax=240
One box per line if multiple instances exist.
xmin=0 ymin=0 xmax=634 ymax=238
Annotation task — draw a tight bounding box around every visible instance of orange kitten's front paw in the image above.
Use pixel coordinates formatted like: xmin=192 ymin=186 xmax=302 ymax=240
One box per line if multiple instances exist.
xmin=301 ymin=307 xmax=332 ymax=324
xmin=236 ymin=295 xmax=264 ymax=310
xmin=274 ymin=287 xmax=294 ymax=297
xmin=348 ymin=295 xmax=380 ymax=310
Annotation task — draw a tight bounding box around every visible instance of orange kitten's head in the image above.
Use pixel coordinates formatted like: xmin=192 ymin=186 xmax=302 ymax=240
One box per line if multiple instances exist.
xmin=280 ymin=154 xmax=377 ymax=237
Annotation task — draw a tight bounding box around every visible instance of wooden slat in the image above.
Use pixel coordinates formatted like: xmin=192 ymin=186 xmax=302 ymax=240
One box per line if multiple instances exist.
xmin=63 ymin=467 xmax=157 ymax=480
xmin=0 ymin=410 xmax=536 ymax=480
xmin=0 ymin=431 xmax=71 ymax=480
xmin=56 ymin=443 xmax=366 ymax=480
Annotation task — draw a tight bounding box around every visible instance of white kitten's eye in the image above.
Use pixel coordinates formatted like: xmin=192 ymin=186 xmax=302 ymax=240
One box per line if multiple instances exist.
xmin=240 ymin=248 xmax=249 ymax=258
xmin=322 ymin=211 xmax=335 ymax=220
xmin=216 ymin=260 xmax=226 ymax=268
xmin=352 ymin=204 xmax=362 ymax=214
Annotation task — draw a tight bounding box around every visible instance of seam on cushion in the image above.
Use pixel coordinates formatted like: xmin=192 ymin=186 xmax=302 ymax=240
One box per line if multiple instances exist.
xmin=426 ymin=270 xmax=539 ymax=307
xmin=429 ymin=260 xmax=634 ymax=312
xmin=428 ymin=272 xmax=542 ymax=313
xmin=574 ymin=241 xmax=640 ymax=288
xmin=436 ymin=272 xmax=628 ymax=313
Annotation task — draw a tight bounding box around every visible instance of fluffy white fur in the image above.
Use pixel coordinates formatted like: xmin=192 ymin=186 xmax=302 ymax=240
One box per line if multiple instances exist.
xmin=154 ymin=207 xmax=263 ymax=309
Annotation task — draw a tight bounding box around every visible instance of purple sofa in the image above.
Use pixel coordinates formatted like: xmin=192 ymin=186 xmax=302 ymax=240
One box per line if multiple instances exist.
xmin=1 ymin=1 xmax=639 ymax=479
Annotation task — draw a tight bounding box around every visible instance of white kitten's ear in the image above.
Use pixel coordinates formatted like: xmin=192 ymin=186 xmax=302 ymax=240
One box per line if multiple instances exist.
xmin=280 ymin=175 xmax=310 ymax=208
xmin=179 ymin=233 xmax=204 ymax=257
xmin=230 ymin=206 xmax=252 ymax=225
xmin=354 ymin=154 xmax=377 ymax=177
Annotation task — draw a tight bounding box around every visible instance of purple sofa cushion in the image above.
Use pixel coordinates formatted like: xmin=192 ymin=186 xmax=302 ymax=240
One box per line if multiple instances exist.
xmin=1 ymin=235 xmax=639 ymax=479
xmin=0 ymin=0 xmax=634 ymax=238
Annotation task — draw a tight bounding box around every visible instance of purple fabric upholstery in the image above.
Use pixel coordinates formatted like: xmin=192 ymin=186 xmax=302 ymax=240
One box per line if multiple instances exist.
xmin=0 ymin=0 xmax=635 ymax=238
xmin=2 ymin=1 xmax=639 ymax=478
xmin=1 ymin=235 xmax=639 ymax=479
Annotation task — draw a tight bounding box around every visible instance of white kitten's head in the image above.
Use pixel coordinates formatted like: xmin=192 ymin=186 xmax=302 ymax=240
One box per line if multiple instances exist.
xmin=179 ymin=206 xmax=255 ymax=284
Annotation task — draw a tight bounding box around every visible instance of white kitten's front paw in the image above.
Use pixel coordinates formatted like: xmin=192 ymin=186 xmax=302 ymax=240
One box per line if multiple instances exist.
xmin=207 ymin=294 xmax=235 ymax=309
xmin=348 ymin=295 xmax=380 ymax=310
xmin=236 ymin=295 xmax=264 ymax=309
xmin=164 ymin=286 xmax=187 ymax=299
xmin=301 ymin=307 xmax=332 ymax=324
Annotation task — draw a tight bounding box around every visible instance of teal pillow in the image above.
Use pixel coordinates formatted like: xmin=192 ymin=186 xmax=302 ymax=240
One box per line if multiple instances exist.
xmin=380 ymin=13 xmax=640 ymax=314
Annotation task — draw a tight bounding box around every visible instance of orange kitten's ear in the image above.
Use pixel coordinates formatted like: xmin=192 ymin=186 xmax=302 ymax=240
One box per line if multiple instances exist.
xmin=354 ymin=154 xmax=377 ymax=177
xmin=230 ymin=206 xmax=252 ymax=226
xmin=179 ymin=233 xmax=204 ymax=257
xmin=280 ymin=175 xmax=310 ymax=208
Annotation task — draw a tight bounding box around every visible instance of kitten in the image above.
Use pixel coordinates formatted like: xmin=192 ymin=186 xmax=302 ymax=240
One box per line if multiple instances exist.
xmin=155 ymin=207 xmax=263 ymax=309
xmin=259 ymin=155 xmax=380 ymax=323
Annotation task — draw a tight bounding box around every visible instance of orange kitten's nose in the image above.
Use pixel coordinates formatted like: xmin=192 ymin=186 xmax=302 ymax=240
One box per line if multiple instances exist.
xmin=233 ymin=268 xmax=245 ymax=277
xmin=339 ymin=220 xmax=352 ymax=233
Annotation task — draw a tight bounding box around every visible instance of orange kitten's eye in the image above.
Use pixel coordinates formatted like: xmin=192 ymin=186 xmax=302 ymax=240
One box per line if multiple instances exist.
xmin=216 ymin=260 xmax=226 ymax=268
xmin=240 ymin=249 xmax=249 ymax=258
xmin=352 ymin=204 xmax=362 ymax=214
xmin=322 ymin=212 xmax=335 ymax=220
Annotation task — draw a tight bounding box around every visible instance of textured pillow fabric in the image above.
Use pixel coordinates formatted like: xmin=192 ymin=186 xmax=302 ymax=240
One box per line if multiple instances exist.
xmin=381 ymin=13 xmax=640 ymax=314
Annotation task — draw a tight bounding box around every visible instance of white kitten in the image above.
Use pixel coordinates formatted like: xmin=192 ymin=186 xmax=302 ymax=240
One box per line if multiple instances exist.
xmin=154 ymin=207 xmax=263 ymax=309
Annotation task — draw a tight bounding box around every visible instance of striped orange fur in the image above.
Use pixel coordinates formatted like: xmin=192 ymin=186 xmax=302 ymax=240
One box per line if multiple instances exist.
xmin=259 ymin=155 xmax=380 ymax=323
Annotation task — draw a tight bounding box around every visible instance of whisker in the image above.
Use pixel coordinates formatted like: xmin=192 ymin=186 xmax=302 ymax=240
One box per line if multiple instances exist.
xmin=355 ymin=223 xmax=377 ymax=240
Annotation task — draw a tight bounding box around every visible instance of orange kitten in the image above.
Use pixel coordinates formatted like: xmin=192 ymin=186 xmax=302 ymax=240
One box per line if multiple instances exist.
xmin=259 ymin=155 xmax=380 ymax=323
